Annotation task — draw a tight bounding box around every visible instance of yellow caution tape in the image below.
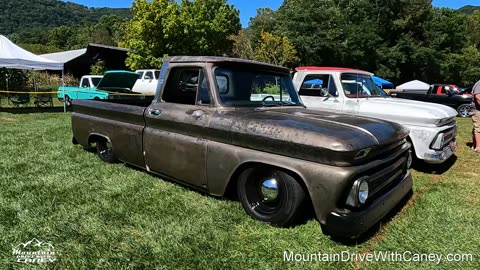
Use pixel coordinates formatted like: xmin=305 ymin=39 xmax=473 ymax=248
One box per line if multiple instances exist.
xmin=0 ymin=90 xmax=155 ymax=96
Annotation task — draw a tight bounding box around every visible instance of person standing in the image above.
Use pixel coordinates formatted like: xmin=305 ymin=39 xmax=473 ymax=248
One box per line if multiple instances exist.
xmin=472 ymin=80 xmax=480 ymax=152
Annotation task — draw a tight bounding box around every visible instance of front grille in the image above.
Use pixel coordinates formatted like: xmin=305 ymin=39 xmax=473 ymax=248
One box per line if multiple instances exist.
xmin=366 ymin=154 xmax=407 ymax=198
xmin=344 ymin=148 xmax=408 ymax=207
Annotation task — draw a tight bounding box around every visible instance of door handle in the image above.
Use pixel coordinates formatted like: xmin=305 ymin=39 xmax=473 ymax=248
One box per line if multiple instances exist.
xmin=192 ymin=110 xmax=205 ymax=119
xmin=149 ymin=109 xmax=161 ymax=116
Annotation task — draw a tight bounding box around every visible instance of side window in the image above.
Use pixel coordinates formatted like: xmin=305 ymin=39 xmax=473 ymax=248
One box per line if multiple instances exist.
xmin=154 ymin=71 xmax=160 ymax=80
xmin=144 ymin=71 xmax=154 ymax=80
xmin=136 ymin=71 xmax=144 ymax=79
xmin=81 ymin=78 xmax=90 ymax=88
xmin=162 ymin=68 xmax=211 ymax=106
xmin=299 ymin=75 xmax=338 ymax=97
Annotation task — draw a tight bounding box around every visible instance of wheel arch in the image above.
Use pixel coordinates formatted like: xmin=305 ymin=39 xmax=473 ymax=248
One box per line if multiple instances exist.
xmin=87 ymin=133 xmax=111 ymax=147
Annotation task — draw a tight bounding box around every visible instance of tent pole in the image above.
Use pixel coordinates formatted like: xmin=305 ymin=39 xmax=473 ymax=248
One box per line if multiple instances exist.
xmin=62 ymin=69 xmax=66 ymax=113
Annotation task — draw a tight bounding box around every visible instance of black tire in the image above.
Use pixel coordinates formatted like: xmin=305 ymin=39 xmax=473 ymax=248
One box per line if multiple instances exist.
xmin=96 ymin=138 xmax=117 ymax=163
xmin=457 ymin=104 xmax=471 ymax=118
xmin=94 ymin=97 xmax=100 ymax=101
xmin=237 ymin=166 xmax=305 ymax=227
xmin=65 ymin=95 xmax=72 ymax=107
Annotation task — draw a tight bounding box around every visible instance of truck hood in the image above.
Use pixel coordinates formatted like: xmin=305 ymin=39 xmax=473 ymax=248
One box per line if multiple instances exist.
xmin=358 ymin=97 xmax=457 ymax=126
xmin=230 ymin=108 xmax=409 ymax=166
xmin=97 ymin=71 xmax=139 ymax=93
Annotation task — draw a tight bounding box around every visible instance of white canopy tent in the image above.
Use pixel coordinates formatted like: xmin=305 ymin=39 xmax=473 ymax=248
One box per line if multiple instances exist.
xmin=0 ymin=35 xmax=66 ymax=110
xmin=396 ymin=80 xmax=430 ymax=92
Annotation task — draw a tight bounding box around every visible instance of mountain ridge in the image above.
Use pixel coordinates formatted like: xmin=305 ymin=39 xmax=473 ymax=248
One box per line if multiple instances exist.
xmin=0 ymin=0 xmax=131 ymax=35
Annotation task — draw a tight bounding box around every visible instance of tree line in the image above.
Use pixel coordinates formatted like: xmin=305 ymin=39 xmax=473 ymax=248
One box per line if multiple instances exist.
xmin=5 ymin=0 xmax=480 ymax=87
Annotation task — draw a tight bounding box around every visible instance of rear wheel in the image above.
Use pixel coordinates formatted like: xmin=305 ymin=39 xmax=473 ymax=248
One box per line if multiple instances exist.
xmin=96 ymin=139 xmax=117 ymax=163
xmin=65 ymin=95 xmax=72 ymax=107
xmin=237 ymin=166 xmax=306 ymax=227
xmin=457 ymin=104 xmax=471 ymax=118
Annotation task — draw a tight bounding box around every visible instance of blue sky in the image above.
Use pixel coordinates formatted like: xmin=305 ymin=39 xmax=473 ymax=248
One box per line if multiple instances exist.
xmin=66 ymin=0 xmax=479 ymax=26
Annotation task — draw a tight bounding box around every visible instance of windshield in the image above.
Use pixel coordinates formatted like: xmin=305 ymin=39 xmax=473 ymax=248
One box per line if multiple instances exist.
xmin=214 ymin=65 xmax=302 ymax=107
xmin=341 ymin=73 xmax=387 ymax=98
xmin=91 ymin=77 xmax=102 ymax=87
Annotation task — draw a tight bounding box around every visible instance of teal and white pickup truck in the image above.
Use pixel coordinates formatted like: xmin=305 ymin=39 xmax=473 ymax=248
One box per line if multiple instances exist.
xmin=58 ymin=71 xmax=139 ymax=105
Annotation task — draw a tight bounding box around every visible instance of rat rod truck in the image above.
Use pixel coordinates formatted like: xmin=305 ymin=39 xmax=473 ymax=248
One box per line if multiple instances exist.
xmin=71 ymin=57 xmax=412 ymax=238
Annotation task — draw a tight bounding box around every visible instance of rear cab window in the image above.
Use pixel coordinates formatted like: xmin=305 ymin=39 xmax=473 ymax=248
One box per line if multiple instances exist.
xmin=162 ymin=67 xmax=211 ymax=106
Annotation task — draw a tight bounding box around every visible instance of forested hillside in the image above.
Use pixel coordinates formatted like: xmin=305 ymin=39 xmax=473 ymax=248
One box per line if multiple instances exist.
xmin=0 ymin=0 xmax=131 ymax=35
xmin=458 ymin=5 xmax=480 ymax=14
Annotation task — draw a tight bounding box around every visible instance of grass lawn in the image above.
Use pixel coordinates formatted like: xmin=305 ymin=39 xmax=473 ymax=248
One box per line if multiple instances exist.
xmin=0 ymin=111 xmax=479 ymax=269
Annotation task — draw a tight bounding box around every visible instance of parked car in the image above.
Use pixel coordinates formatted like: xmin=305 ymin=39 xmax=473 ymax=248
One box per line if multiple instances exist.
xmin=293 ymin=67 xmax=458 ymax=167
xmin=391 ymin=83 xmax=473 ymax=118
xmin=58 ymin=71 xmax=140 ymax=105
xmin=71 ymin=57 xmax=413 ymax=238
xmin=131 ymin=69 xmax=161 ymax=95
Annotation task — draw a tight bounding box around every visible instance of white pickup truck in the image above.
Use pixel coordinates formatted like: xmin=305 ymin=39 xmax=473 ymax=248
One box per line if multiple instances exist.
xmin=293 ymin=67 xmax=458 ymax=167
xmin=131 ymin=69 xmax=161 ymax=95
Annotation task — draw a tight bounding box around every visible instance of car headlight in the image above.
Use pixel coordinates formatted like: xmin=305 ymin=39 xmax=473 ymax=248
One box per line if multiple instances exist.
xmin=346 ymin=177 xmax=369 ymax=207
xmin=431 ymin=133 xmax=445 ymax=150
xmin=358 ymin=181 xmax=369 ymax=204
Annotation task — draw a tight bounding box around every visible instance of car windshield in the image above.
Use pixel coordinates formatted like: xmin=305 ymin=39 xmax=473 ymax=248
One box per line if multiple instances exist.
xmin=341 ymin=73 xmax=387 ymax=98
xmin=91 ymin=77 xmax=102 ymax=87
xmin=214 ymin=65 xmax=302 ymax=107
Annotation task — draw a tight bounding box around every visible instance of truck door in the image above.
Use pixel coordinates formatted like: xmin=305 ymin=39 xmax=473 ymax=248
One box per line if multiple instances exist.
xmin=143 ymin=71 xmax=155 ymax=94
xmin=297 ymin=74 xmax=342 ymax=112
xmin=428 ymin=85 xmax=451 ymax=106
xmin=78 ymin=77 xmax=91 ymax=99
xmin=144 ymin=66 xmax=213 ymax=189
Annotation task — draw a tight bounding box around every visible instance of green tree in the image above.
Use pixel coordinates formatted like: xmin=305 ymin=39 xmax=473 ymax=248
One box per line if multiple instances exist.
xmin=248 ymin=8 xmax=276 ymax=46
xmin=229 ymin=30 xmax=255 ymax=60
xmin=125 ymin=0 xmax=240 ymax=70
xmin=90 ymin=60 xmax=107 ymax=75
xmin=466 ymin=10 xmax=480 ymax=48
xmin=254 ymin=31 xmax=299 ymax=67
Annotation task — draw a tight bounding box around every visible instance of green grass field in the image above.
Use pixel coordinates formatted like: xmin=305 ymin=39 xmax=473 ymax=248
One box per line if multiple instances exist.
xmin=0 ymin=111 xmax=479 ymax=269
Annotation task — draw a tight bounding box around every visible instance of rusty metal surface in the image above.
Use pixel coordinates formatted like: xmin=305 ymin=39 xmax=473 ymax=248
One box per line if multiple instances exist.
xmin=71 ymin=56 xmax=411 ymax=228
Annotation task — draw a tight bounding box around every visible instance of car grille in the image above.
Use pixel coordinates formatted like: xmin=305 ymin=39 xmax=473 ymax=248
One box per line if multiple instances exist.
xmin=344 ymin=146 xmax=409 ymax=207
xmin=366 ymin=154 xmax=407 ymax=199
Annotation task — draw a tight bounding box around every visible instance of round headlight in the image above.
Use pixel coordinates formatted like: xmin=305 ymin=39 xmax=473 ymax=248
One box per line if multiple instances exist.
xmin=358 ymin=181 xmax=369 ymax=204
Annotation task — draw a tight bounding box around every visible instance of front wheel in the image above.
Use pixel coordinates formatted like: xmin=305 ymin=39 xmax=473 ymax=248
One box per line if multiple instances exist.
xmin=237 ymin=166 xmax=306 ymax=227
xmin=457 ymin=104 xmax=471 ymax=118
xmin=96 ymin=139 xmax=117 ymax=163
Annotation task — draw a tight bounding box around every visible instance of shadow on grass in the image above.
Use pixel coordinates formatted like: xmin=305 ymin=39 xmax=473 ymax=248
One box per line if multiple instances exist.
xmin=412 ymin=155 xmax=457 ymax=175
xmin=0 ymin=106 xmax=70 ymax=114
xmin=326 ymin=189 xmax=414 ymax=246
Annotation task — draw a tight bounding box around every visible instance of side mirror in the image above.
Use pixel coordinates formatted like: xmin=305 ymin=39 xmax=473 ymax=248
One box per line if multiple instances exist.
xmin=144 ymin=75 xmax=152 ymax=80
xmin=320 ymin=88 xmax=329 ymax=97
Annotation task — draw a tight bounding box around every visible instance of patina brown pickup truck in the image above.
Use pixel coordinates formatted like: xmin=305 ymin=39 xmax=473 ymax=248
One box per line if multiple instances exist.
xmin=72 ymin=56 xmax=413 ymax=238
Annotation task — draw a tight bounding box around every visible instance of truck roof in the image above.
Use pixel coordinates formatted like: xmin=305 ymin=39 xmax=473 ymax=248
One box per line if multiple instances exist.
xmin=296 ymin=66 xmax=373 ymax=76
xmin=164 ymin=56 xmax=290 ymax=73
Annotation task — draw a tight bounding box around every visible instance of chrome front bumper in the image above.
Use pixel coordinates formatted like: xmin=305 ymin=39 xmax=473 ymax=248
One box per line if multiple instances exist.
xmin=423 ymin=140 xmax=457 ymax=164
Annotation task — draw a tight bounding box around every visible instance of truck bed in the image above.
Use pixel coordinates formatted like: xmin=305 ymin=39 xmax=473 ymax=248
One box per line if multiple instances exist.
xmin=72 ymin=98 xmax=151 ymax=168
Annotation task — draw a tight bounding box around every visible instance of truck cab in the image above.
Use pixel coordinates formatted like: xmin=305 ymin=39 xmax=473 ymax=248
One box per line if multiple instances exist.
xmin=131 ymin=69 xmax=161 ymax=95
xmin=293 ymin=67 xmax=458 ymax=167
xmin=58 ymin=75 xmax=108 ymax=105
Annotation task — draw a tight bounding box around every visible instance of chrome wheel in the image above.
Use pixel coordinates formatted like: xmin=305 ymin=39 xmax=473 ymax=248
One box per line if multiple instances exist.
xmin=237 ymin=166 xmax=306 ymax=227
xmin=457 ymin=104 xmax=471 ymax=118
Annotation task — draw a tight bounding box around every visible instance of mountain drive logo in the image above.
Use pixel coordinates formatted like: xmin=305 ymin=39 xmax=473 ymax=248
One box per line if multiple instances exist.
xmin=12 ymin=238 xmax=57 ymax=264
